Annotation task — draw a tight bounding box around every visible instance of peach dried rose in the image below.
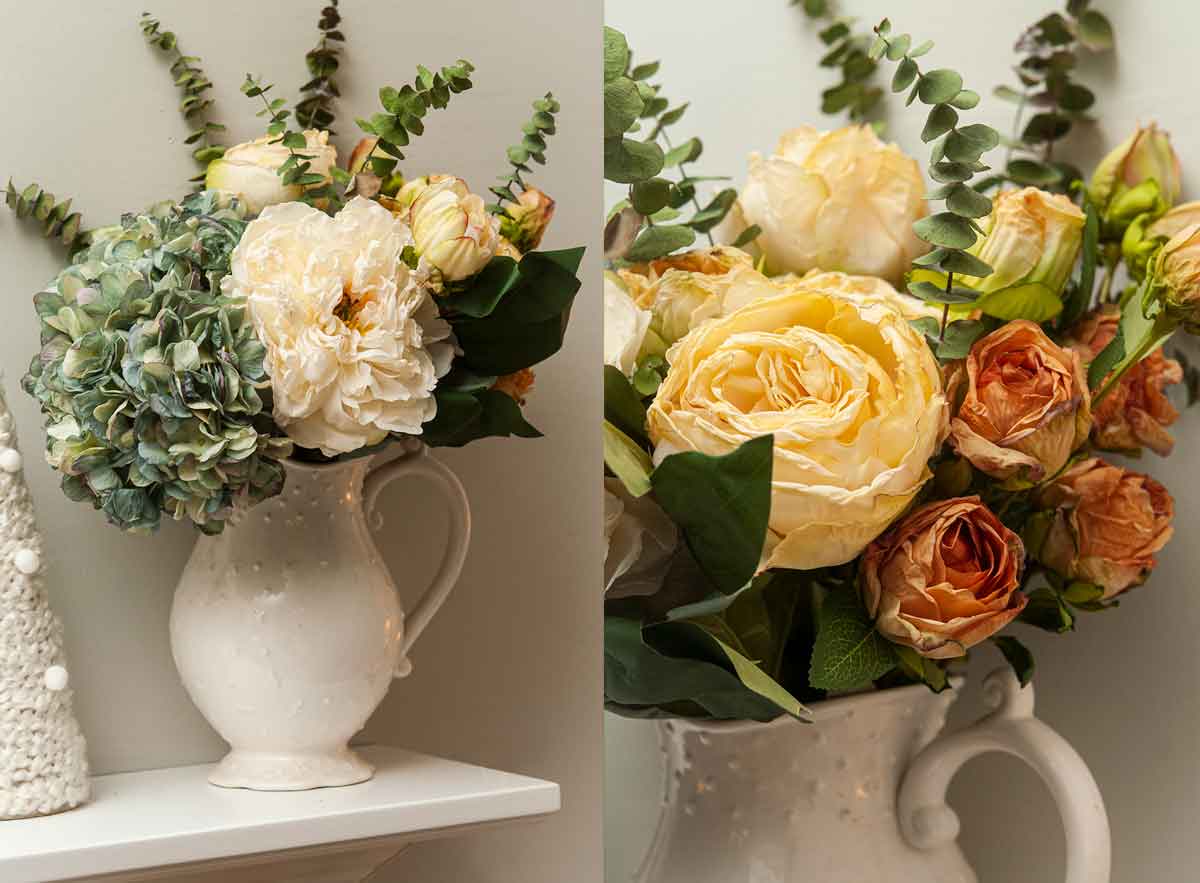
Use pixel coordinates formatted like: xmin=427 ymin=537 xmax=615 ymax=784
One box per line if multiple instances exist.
xmin=492 ymin=369 xmax=535 ymax=405
xmin=861 ymin=497 xmax=1026 ymax=659
xmin=1037 ymin=458 xmax=1174 ymax=598
xmin=1066 ymin=306 xmax=1183 ymax=455
xmin=949 ymin=320 xmax=1091 ymax=482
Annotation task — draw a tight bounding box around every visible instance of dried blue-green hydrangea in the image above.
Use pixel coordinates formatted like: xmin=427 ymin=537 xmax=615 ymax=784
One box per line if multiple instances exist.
xmin=21 ymin=191 xmax=292 ymax=534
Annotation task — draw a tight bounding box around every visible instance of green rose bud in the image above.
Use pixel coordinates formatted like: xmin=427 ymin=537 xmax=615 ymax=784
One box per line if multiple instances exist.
xmin=1087 ymin=124 xmax=1181 ymax=236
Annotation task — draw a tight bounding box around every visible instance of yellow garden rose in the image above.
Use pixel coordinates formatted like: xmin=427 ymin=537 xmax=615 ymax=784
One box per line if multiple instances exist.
xmin=647 ymin=278 xmax=946 ymax=571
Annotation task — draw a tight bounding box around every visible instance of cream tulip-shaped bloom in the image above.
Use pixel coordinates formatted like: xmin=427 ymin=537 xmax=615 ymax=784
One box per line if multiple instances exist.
xmin=205 ymin=129 xmax=338 ymax=215
xmin=228 ymin=197 xmax=455 ymax=455
xmin=407 ymin=176 xmax=500 ymax=282
xmin=647 ymin=279 xmax=947 ymax=571
xmin=723 ymin=125 xmax=928 ymax=284
xmin=964 ymin=187 xmax=1085 ymax=298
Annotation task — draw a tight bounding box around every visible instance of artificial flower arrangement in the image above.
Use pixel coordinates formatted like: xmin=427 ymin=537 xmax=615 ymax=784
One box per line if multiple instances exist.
xmin=603 ymin=3 xmax=1196 ymax=720
xmin=7 ymin=4 xmax=582 ymax=535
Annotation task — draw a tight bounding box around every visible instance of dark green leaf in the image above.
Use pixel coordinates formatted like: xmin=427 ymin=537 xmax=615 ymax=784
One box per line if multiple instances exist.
xmin=1019 ymin=587 xmax=1075 ymax=633
xmin=992 ymin=636 xmax=1035 ymax=686
xmin=732 ymin=224 xmax=762 ymax=249
xmin=1061 ymin=202 xmax=1099 ymax=330
xmin=604 ymin=365 xmax=649 ymax=445
xmin=1088 ymin=320 xmax=1125 ymax=388
xmin=651 ymin=435 xmax=774 ymax=596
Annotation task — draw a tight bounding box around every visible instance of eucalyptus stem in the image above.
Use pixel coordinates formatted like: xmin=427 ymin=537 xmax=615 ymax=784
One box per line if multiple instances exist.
xmin=660 ymin=130 xmax=714 ymax=246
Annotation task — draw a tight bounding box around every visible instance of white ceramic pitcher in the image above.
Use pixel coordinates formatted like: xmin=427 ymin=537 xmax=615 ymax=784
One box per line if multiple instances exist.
xmin=633 ymin=669 xmax=1110 ymax=883
xmin=170 ymin=440 xmax=470 ymax=790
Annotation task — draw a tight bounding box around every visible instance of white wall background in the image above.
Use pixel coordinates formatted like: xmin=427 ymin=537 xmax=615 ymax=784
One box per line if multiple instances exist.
xmin=603 ymin=2 xmax=1200 ymax=882
xmin=0 ymin=3 xmax=602 ymax=881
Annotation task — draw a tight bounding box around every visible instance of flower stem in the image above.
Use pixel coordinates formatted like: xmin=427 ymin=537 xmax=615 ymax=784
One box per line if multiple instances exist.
xmin=939 ymin=271 xmax=955 ymax=341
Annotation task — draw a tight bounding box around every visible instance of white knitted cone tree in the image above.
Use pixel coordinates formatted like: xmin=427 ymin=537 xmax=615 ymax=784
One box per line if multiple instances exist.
xmin=0 ymin=375 xmax=89 ymax=819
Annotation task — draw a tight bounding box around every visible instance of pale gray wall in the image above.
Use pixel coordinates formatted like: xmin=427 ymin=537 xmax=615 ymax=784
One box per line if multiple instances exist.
xmin=0 ymin=3 xmax=602 ymax=881
xmin=603 ymin=2 xmax=1199 ymax=881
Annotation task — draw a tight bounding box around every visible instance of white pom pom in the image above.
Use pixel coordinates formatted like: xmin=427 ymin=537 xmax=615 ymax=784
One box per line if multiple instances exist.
xmin=44 ymin=666 xmax=69 ymax=692
xmin=14 ymin=548 xmax=40 ymax=575
xmin=0 ymin=448 xmax=21 ymax=474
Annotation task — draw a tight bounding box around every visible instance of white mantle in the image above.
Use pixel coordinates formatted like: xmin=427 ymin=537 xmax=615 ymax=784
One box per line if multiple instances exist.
xmin=0 ymin=745 xmax=560 ymax=883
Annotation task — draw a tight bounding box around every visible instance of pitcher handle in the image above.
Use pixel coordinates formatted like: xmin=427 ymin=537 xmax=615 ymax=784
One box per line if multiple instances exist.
xmin=363 ymin=443 xmax=471 ymax=678
xmin=897 ymin=667 xmax=1110 ymax=883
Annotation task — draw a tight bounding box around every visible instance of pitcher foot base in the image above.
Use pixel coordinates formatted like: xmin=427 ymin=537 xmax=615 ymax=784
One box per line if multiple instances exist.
xmin=209 ymin=747 xmax=375 ymax=791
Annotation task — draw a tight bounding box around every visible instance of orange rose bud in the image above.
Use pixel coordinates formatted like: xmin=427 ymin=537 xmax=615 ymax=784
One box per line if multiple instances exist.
xmin=492 ymin=369 xmax=535 ymax=405
xmin=861 ymin=497 xmax=1026 ymax=659
xmin=1066 ymin=306 xmax=1183 ymax=455
xmin=499 ymin=187 xmax=556 ymax=254
xmin=1036 ymin=458 xmax=1174 ymax=599
xmin=949 ymin=320 xmax=1091 ymax=482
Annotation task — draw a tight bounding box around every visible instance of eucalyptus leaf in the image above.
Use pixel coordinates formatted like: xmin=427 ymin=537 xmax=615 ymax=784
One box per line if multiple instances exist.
xmin=625 ymin=224 xmax=696 ymax=261
xmin=664 ymin=137 xmax=703 ymax=168
xmin=907 ymin=280 xmax=980 ymax=305
xmin=922 ymin=104 xmax=958 ymax=142
xmin=946 ymin=183 xmax=994 ymax=218
xmin=604 ymin=135 xmax=665 ymax=184
xmin=630 ymin=178 xmax=672 ymax=216
xmin=913 ymin=212 xmax=978 ymax=249
xmin=917 ymin=69 xmax=963 ymax=105
xmin=604 ymin=77 xmax=643 ymax=138
xmin=1006 ymin=158 xmax=1063 ymax=186
xmin=1077 ymin=10 xmax=1114 ymax=51
xmin=603 ymin=27 xmax=631 ymax=82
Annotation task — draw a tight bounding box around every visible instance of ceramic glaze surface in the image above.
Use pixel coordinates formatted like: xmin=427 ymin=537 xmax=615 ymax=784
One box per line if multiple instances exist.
xmin=635 ymin=684 xmax=974 ymax=883
xmin=634 ymin=671 xmax=1110 ymax=883
xmin=170 ymin=446 xmax=469 ymax=790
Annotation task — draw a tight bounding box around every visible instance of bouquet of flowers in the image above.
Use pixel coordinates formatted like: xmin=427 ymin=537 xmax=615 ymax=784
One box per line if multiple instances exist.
xmin=603 ymin=5 xmax=1195 ymax=721
xmin=7 ymin=4 xmax=582 ymax=535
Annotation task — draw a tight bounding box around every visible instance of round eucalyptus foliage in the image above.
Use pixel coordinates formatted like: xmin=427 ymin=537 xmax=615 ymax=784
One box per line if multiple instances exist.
xmin=21 ymin=191 xmax=292 ymax=534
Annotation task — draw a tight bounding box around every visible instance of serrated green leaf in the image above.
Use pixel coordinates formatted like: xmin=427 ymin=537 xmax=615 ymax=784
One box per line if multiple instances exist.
xmin=809 ymin=590 xmax=898 ymax=692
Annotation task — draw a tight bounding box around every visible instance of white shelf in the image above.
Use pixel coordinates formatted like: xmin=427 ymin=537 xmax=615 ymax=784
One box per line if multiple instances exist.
xmin=0 ymin=745 xmax=560 ymax=883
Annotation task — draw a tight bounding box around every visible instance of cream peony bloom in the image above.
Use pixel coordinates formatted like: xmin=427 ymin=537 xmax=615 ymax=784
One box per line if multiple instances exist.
xmin=205 ymin=129 xmax=338 ymax=215
xmin=647 ymin=278 xmax=946 ymax=571
xmin=229 ymin=197 xmax=455 ymax=455
xmin=406 ymin=176 xmax=500 ymax=282
xmin=723 ymin=125 xmax=928 ymax=284
xmin=604 ymin=271 xmax=651 ymax=376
